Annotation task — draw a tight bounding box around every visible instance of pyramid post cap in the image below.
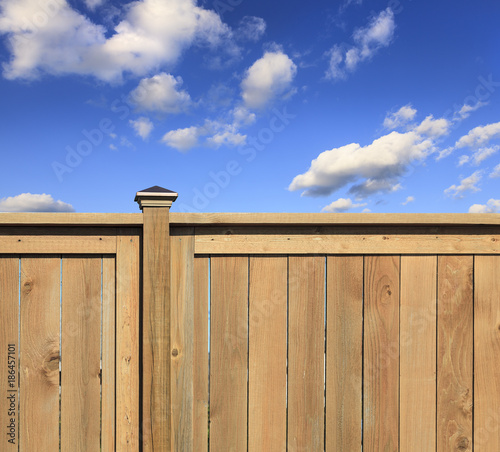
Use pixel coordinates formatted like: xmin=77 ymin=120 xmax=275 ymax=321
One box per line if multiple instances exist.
xmin=135 ymin=186 xmax=178 ymax=209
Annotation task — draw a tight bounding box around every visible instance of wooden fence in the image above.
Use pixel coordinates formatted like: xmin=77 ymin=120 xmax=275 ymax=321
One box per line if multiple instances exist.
xmin=1 ymin=187 xmax=500 ymax=451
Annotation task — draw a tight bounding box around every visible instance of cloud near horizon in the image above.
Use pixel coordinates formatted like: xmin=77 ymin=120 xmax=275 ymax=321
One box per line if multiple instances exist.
xmin=0 ymin=193 xmax=75 ymax=212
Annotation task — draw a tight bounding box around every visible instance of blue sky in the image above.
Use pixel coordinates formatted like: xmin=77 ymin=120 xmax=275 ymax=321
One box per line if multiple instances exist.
xmin=0 ymin=0 xmax=499 ymax=213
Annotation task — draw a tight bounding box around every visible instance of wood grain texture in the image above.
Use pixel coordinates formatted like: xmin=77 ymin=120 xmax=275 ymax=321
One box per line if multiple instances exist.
xmin=400 ymin=256 xmax=437 ymax=451
xmin=61 ymin=257 xmax=102 ymax=451
xmin=116 ymin=233 xmax=140 ymax=451
xmin=363 ymin=255 xmax=400 ymax=452
xmin=437 ymin=256 xmax=473 ymax=452
xmin=326 ymin=256 xmax=363 ymax=452
xmin=248 ymin=256 xmax=287 ymax=452
xmin=141 ymin=208 xmax=171 ymax=452
xmin=474 ymin=256 xmax=500 ymax=451
xmin=194 ymin=229 xmax=500 ymax=255
xmin=210 ymin=256 xmax=249 ymax=452
xmin=170 ymin=228 xmax=195 ymax=451
xmin=193 ymin=256 xmax=209 ymax=452
xmin=0 ymin=257 xmax=19 ymax=450
xmin=102 ymin=256 xmax=116 ymax=451
xmin=0 ymin=235 xmax=116 ymax=253
xmin=288 ymin=256 xmax=325 ymax=452
xmin=0 ymin=213 xmax=142 ymax=225
xmin=20 ymin=257 xmax=60 ymax=452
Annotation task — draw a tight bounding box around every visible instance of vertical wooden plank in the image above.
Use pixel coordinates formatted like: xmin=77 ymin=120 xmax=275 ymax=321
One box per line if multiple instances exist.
xmin=400 ymin=256 xmax=437 ymax=451
xmin=193 ymin=256 xmax=209 ymax=452
xmin=437 ymin=256 xmax=473 ymax=452
xmin=0 ymin=257 xmax=19 ymax=450
xmin=210 ymin=256 xmax=248 ymax=452
xmin=326 ymin=256 xmax=363 ymax=452
xmin=474 ymin=256 xmax=500 ymax=451
xmin=102 ymin=256 xmax=116 ymax=452
xmin=288 ymin=255 xmax=325 ymax=452
xmin=116 ymin=233 xmax=140 ymax=451
xmin=20 ymin=257 xmax=60 ymax=452
xmin=142 ymin=208 xmax=171 ymax=452
xmin=248 ymin=256 xmax=287 ymax=452
xmin=170 ymin=228 xmax=195 ymax=451
xmin=363 ymin=255 xmax=400 ymax=452
xmin=61 ymin=256 xmax=102 ymax=451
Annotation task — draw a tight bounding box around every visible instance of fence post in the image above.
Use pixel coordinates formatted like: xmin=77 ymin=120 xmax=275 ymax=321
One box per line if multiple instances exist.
xmin=135 ymin=186 xmax=178 ymax=452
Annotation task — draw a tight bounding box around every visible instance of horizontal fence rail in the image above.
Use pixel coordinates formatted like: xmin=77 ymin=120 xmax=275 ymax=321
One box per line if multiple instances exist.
xmin=1 ymin=190 xmax=500 ymax=452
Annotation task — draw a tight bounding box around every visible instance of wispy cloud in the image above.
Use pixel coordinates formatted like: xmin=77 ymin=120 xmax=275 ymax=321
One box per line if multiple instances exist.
xmin=321 ymin=198 xmax=367 ymax=212
xmin=402 ymin=196 xmax=415 ymax=205
xmin=384 ymin=105 xmax=417 ymax=130
xmin=444 ymin=171 xmax=482 ymax=198
xmin=0 ymin=193 xmax=74 ymax=212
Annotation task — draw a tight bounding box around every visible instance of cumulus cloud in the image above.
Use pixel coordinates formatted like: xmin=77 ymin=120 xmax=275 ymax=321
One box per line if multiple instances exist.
xmin=456 ymin=100 xmax=488 ymax=120
xmin=490 ymin=163 xmax=500 ymax=178
xmin=469 ymin=199 xmax=500 ymax=213
xmin=402 ymin=196 xmax=415 ymax=205
xmin=444 ymin=171 xmax=482 ymax=198
xmin=458 ymin=145 xmax=499 ymax=166
xmin=321 ymin=198 xmax=367 ymax=213
xmin=0 ymin=0 xmax=231 ymax=82
xmin=236 ymin=16 xmax=266 ymax=41
xmin=207 ymin=131 xmax=246 ymax=148
xmin=289 ymin=112 xmax=450 ymax=199
xmin=384 ymin=105 xmax=417 ymax=130
xmin=241 ymin=50 xmax=297 ymax=109
xmin=161 ymin=126 xmax=202 ymax=151
xmin=130 ymin=73 xmax=191 ymax=113
xmin=130 ymin=117 xmax=154 ymax=140
xmin=326 ymin=8 xmax=395 ymax=80
xmin=84 ymin=0 xmax=105 ymax=10
xmin=0 ymin=193 xmax=74 ymax=212
xmin=454 ymin=122 xmax=500 ymax=149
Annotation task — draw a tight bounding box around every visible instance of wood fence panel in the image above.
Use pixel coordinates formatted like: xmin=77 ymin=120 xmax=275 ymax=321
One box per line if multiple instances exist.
xmin=288 ymin=255 xmax=325 ymax=452
xmin=20 ymin=257 xmax=60 ymax=452
xmin=170 ymin=229 xmax=195 ymax=451
xmin=363 ymin=255 xmax=400 ymax=452
xmin=326 ymin=256 xmax=363 ymax=452
xmin=248 ymin=256 xmax=287 ymax=452
xmin=474 ymin=256 xmax=500 ymax=451
xmin=61 ymin=257 xmax=102 ymax=452
xmin=210 ymin=256 xmax=249 ymax=452
xmin=102 ymin=255 xmax=116 ymax=451
xmin=193 ymin=256 xmax=209 ymax=452
xmin=0 ymin=257 xmax=19 ymax=450
xmin=400 ymin=256 xmax=437 ymax=451
xmin=437 ymin=256 xmax=473 ymax=452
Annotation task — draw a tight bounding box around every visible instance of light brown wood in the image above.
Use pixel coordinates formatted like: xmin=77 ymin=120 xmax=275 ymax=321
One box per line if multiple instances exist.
xmin=194 ymin=228 xmax=500 ymax=255
xmin=0 ymin=234 xmax=116 ymax=253
xmin=363 ymin=255 xmax=400 ymax=452
xmin=326 ymin=256 xmax=363 ymax=452
xmin=116 ymin=232 xmax=140 ymax=451
xmin=288 ymin=256 xmax=325 ymax=452
xmin=400 ymin=256 xmax=437 ymax=451
xmin=193 ymin=256 xmax=209 ymax=452
xmin=0 ymin=257 xmax=19 ymax=450
xmin=437 ymin=256 xmax=473 ymax=452
xmin=0 ymin=213 xmax=142 ymax=225
xmin=170 ymin=212 xmax=500 ymax=225
xmin=210 ymin=256 xmax=249 ymax=452
xmin=102 ymin=256 xmax=116 ymax=451
xmin=141 ymin=208 xmax=171 ymax=452
xmin=20 ymin=257 xmax=60 ymax=452
xmin=61 ymin=257 xmax=101 ymax=451
xmin=248 ymin=256 xmax=287 ymax=452
xmin=170 ymin=228 xmax=195 ymax=451
xmin=474 ymin=256 xmax=500 ymax=451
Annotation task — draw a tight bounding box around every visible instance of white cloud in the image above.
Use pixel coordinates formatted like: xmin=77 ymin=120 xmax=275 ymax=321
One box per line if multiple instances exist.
xmin=241 ymin=50 xmax=297 ymax=109
xmin=469 ymin=199 xmax=500 ymax=213
xmin=490 ymin=163 xmax=500 ymax=178
xmin=161 ymin=126 xmax=202 ymax=151
xmin=402 ymin=196 xmax=415 ymax=205
xmin=458 ymin=146 xmax=499 ymax=166
xmin=109 ymin=143 xmax=117 ymax=150
xmin=321 ymin=198 xmax=367 ymax=213
xmin=444 ymin=171 xmax=482 ymax=198
xmin=236 ymin=16 xmax=266 ymax=41
xmin=130 ymin=117 xmax=154 ymax=140
xmin=289 ymin=112 xmax=446 ymax=199
xmin=326 ymin=8 xmax=395 ymax=79
xmin=84 ymin=0 xmax=105 ymax=10
xmin=455 ymin=122 xmax=500 ymax=149
xmin=0 ymin=0 xmax=231 ymax=82
xmin=0 ymin=193 xmax=74 ymax=212
xmin=232 ymin=106 xmax=256 ymax=126
xmin=456 ymin=100 xmax=488 ymax=120
xmin=384 ymin=105 xmax=417 ymax=130
xmin=207 ymin=131 xmax=246 ymax=148
xmin=130 ymin=73 xmax=191 ymax=113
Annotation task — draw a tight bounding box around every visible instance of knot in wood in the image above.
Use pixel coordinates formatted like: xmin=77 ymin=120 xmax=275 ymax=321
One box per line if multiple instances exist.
xmin=172 ymin=348 xmax=179 ymax=357
xmin=456 ymin=436 xmax=469 ymax=450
